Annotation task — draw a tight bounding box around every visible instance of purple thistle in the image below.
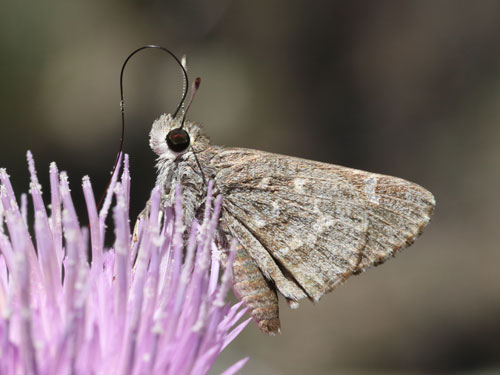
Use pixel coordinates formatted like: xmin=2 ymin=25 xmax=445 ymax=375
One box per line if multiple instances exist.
xmin=0 ymin=152 xmax=250 ymax=375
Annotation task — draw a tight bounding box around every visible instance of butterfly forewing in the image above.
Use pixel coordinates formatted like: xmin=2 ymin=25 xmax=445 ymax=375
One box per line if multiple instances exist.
xmin=211 ymin=148 xmax=435 ymax=303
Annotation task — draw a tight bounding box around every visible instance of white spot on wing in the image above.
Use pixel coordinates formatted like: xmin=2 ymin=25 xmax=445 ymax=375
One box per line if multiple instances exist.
xmin=365 ymin=176 xmax=380 ymax=205
xmin=289 ymin=238 xmax=303 ymax=250
xmin=318 ymin=217 xmax=334 ymax=233
xmin=278 ymin=247 xmax=290 ymax=256
xmin=271 ymin=201 xmax=280 ymax=217
xmin=258 ymin=177 xmax=270 ymax=188
xmin=294 ymin=178 xmax=306 ymax=193
xmin=254 ymin=217 xmax=266 ymax=229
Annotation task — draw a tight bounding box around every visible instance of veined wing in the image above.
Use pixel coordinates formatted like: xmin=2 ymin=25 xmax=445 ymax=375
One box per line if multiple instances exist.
xmin=212 ymin=148 xmax=435 ymax=303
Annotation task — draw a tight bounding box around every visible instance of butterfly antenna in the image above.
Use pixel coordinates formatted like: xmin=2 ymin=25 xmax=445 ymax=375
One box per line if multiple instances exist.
xmin=179 ymin=55 xmax=188 ymax=119
xmin=180 ymin=77 xmax=201 ymax=129
xmin=96 ymin=45 xmax=189 ymax=210
xmin=179 ymin=77 xmax=206 ymax=186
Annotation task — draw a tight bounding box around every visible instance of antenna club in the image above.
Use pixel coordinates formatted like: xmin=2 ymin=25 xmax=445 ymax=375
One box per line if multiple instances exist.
xmin=181 ymin=76 xmax=201 ymax=127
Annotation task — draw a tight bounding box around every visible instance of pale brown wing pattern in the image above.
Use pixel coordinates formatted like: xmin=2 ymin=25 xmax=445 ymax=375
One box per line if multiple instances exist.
xmin=212 ymin=148 xmax=435 ymax=303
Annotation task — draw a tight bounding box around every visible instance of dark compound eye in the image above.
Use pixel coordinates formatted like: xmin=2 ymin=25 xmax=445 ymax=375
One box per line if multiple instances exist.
xmin=166 ymin=128 xmax=190 ymax=153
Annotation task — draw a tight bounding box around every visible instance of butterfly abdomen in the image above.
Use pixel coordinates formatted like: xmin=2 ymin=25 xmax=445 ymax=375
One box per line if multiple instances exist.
xmin=232 ymin=246 xmax=281 ymax=335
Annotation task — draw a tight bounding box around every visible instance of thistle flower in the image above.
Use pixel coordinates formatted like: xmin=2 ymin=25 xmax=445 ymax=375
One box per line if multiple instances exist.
xmin=0 ymin=151 xmax=250 ymax=375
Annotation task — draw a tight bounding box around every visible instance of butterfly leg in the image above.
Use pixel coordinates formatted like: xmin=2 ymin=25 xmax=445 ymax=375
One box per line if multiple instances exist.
xmin=232 ymin=245 xmax=281 ymax=335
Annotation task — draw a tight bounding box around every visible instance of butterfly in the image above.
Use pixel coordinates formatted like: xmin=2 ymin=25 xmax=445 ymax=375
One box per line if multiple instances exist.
xmin=146 ymin=110 xmax=435 ymax=335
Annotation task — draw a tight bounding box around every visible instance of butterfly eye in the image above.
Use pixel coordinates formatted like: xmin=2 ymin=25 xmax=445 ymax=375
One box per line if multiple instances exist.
xmin=166 ymin=128 xmax=190 ymax=153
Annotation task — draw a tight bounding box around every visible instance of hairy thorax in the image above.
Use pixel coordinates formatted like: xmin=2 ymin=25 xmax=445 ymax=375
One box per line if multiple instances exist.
xmin=151 ymin=115 xmax=219 ymax=225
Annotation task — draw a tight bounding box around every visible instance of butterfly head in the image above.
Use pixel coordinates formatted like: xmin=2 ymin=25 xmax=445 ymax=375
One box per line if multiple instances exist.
xmin=149 ymin=113 xmax=209 ymax=161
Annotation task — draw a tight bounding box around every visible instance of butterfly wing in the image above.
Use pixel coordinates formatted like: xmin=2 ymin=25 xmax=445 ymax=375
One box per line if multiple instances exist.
xmin=212 ymin=147 xmax=435 ymax=303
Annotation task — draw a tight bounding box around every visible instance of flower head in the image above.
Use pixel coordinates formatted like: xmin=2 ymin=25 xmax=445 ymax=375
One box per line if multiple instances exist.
xmin=0 ymin=151 xmax=250 ymax=374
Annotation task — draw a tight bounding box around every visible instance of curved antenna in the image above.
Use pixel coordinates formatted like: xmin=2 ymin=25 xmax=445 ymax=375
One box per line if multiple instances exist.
xmin=97 ymin=45 xmax=189 ymax=210
xmin=180 ymin=77 xmax=206 ymax=185
xmin=181 ymin=77 xmax=201 ymax=127
xmin=180 ymin=55 xmax=188 ymax=119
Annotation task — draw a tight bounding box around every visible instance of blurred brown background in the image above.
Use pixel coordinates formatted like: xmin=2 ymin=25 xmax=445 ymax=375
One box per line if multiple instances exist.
xmin=1 ymin=1 xmax=499 ymax=374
